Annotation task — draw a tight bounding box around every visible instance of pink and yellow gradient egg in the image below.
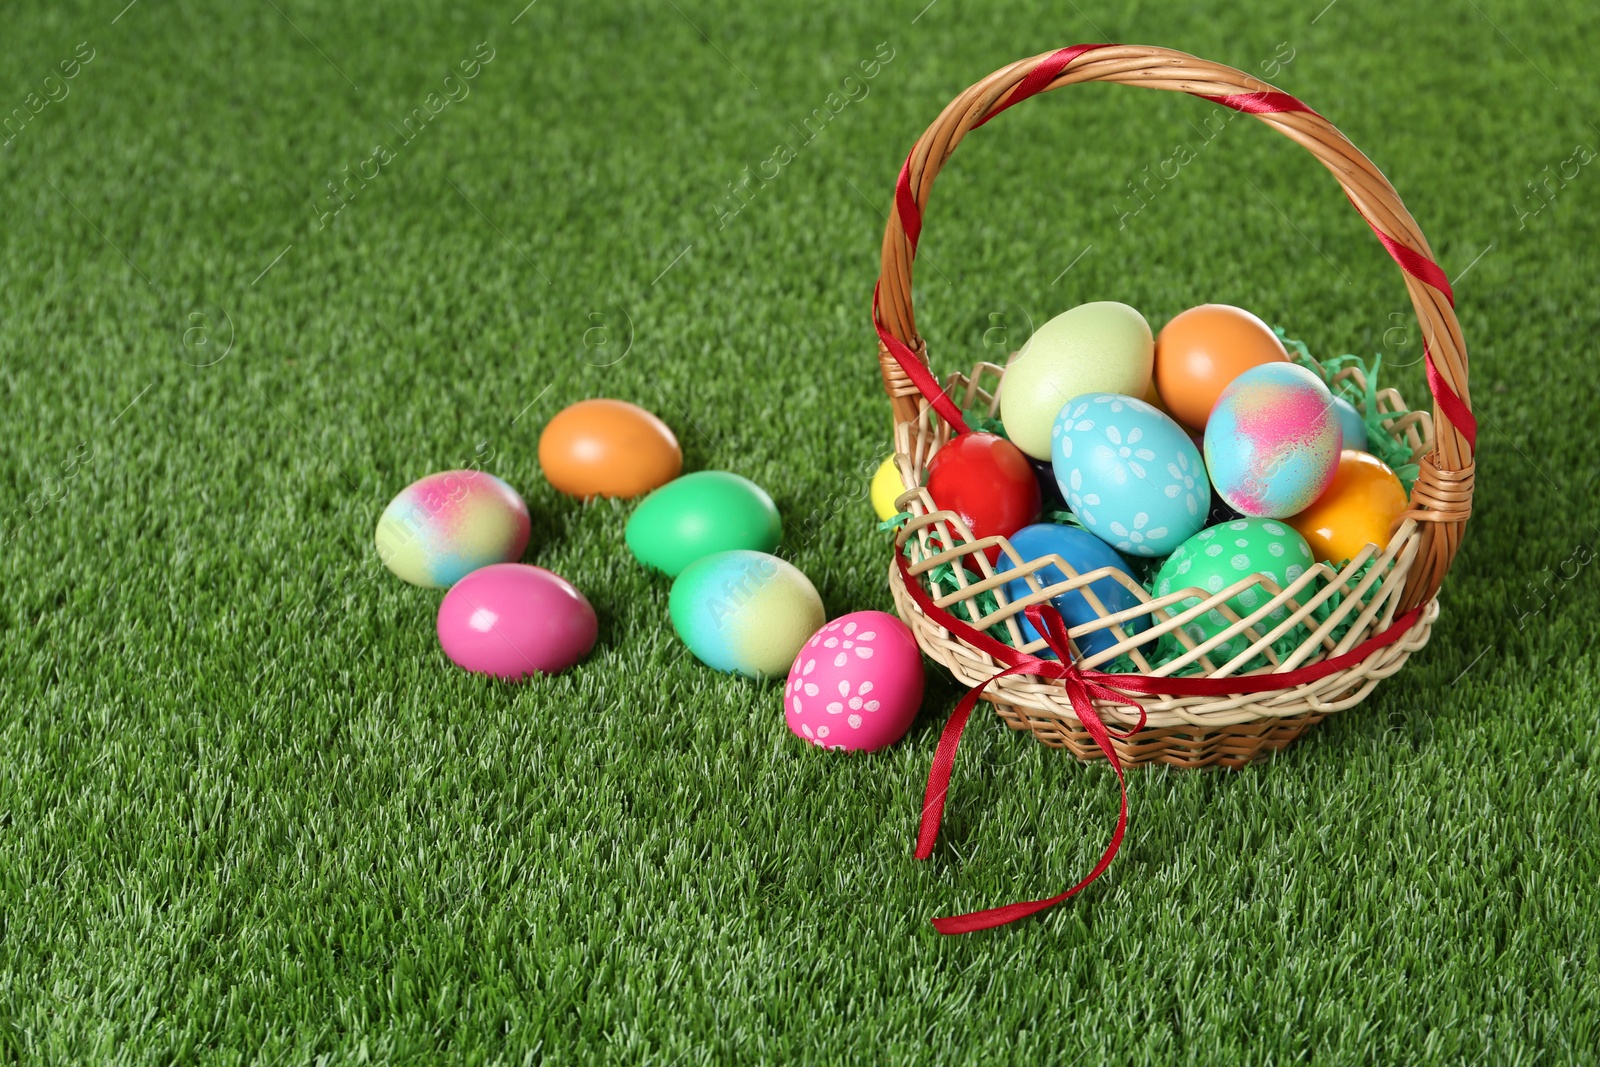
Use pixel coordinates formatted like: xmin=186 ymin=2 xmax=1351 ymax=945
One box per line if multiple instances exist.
xmin=1204 ymin=363 xmax=1342 ymax=519
xmin=376 ymin=469 xmax=531 ymax=588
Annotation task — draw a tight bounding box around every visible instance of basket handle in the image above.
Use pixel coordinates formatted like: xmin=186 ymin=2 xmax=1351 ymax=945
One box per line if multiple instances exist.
xmin=873 ymin=44 xmax=1475 ymax=613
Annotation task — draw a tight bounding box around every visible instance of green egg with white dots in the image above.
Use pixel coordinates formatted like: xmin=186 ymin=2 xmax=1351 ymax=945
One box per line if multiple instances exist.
xmin=1154 ymin=518 xmax=1316 ymax=665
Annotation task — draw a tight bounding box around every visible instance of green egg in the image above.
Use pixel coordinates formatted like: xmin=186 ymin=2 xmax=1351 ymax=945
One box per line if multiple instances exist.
xmin=1154 ymin=518 xmax=1316 ymax=665
xmin=626 ymin=471 xmax=783 ymax=576
xmin=669 ymin=550 xmax=825 ymax=679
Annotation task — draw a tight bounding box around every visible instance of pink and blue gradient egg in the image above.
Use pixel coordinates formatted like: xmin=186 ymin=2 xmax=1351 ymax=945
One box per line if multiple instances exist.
xmin=1204 ymin=364 xmax=1342 ymax=519
xmin=376 ymin=470 xmax=531 ymax=588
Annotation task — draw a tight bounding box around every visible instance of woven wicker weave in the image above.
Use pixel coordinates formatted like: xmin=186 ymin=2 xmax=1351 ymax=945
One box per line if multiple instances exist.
xmin=873 ymin=45 xmax=1475 ymax=768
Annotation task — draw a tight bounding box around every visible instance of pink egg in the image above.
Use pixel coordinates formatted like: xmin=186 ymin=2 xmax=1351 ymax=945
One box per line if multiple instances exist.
xmin=784 ymin=611 xmax=924 ymax=752
xmin=437 ymin=563 xmax=597 ymax=679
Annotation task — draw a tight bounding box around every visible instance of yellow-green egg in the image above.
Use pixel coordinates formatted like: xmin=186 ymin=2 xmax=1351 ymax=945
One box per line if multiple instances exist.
xmin=668 ymin=550 xmax=825 ymax=679
xmin=1000 ymin=301 xmax=1154 ymax=459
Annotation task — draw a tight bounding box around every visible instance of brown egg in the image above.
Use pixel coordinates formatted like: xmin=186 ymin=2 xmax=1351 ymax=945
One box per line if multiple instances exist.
xmin=1154 ymin=304 xmax=1289 ymax=431
xmin=538 ymin=398 xmax=682 ymax=498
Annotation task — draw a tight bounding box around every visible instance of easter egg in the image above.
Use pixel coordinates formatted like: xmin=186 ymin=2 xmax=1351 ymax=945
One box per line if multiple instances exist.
xmin=1051 ymin=393 xmax=1209 ymax=557
xmin=1329 ymin=395 xmax=1369 ymax=452
xmin=999 ymin=302 xmax=1154 ymax=459
xmin=785 ymin=611 xmax=924 ymax=751
xmin=1205 ymin=363 xmax=1343 ymax=519
xmin=1153 ymin=304 xmax=1290 ymax=431
xmin=375 ymin=470 xmax=530 ymax=589
xmin=538 ymin=398 xmax=682 ymax=498
xmin=437 ymin=563 xmax=597 ymax=679
xmin=669 ymin=550 xmax=825 ymax=679
xmin=626 ymin=471 xmax=782 ymax=577
xmin=1286 ymin=450 xmax=1408 ymax=564
xmin=993 ymin=523 xmax=1148 ymax=659
xmin=870 ymin=456 xmax=905 ymax=521
xmin=925 ymin=432 xmax=1041 ymax=563
xmin=1154 ymin=519 xmax=1316 ymax=665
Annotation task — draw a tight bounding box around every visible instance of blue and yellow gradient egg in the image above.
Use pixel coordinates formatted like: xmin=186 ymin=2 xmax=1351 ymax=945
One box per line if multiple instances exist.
xmin=668 ymin=550 xmax=825 ymax=679
xmin=376 ymin=470 xmax=531 ymax=588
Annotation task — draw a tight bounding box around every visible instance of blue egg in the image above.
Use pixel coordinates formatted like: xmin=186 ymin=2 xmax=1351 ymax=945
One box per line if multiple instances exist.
xmin=1330 ymin=395 xmax=1369 ymax=452
xmin=1050 ymin=393 xmax=1210 ymax=557
xmin=994 ymin=523 xmax=1148 ymax=659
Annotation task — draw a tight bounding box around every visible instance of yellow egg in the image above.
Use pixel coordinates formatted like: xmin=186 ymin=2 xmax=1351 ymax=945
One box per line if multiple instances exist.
xmin=870 ymin=456 xmax=906 ymax=521
xmin=1286 ymin=451 xmax=1409 ymax=564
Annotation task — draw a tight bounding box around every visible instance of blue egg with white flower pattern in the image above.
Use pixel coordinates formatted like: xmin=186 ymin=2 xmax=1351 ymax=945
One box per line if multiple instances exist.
xmin=1050 ymin=393 xmax=1210 ymax=557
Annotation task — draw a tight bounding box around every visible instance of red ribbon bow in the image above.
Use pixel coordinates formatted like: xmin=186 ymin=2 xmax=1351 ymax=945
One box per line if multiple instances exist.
xmin=898 ymin=545 xmax=1426 ymax=934
xmin=914 ymin=602 xmax=1147 ymax=934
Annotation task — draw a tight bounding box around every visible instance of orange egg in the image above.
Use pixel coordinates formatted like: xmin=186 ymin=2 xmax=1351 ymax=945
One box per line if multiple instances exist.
xmin=1154 ymin=304 xmax=1290 ymax=430
xmin=538 ymin=398 xmax=682 ymax=498
xmin=1286 ymin=450 xmax=1408 ymax=564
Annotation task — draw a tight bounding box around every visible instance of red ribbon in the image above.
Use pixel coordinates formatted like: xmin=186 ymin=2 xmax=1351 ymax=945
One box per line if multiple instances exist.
xmin=912 ymin=602 xmax=1146 ymax=934
xmin=1341 ymin=194 xmax=1476 ymax=451
xmin=873 ymin=282 xmax=969 ymax=434
xmin=1347 ymin=194 xmax=1455 ymax=306
xmin=1423 ymin=339 xmax=1476 ymax=451
xmin=897 ymin=545 xmax=1427 ymax=933
xmin=1196 ymin=90 xmax=1319 ymax=116
xmin=877 ymin=45 xmax=1116 ymax=435
xmin=976 ymin=44 xmax=1114 ymax=128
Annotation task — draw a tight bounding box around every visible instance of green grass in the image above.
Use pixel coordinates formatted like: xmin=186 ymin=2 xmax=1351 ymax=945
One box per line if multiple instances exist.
xmin=3 ymin=0 xmax=1598 ymax=1061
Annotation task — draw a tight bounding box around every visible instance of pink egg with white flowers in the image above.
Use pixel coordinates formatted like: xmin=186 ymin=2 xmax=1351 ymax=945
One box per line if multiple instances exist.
xmin=784 ymin=611 xmax=924 ymax=752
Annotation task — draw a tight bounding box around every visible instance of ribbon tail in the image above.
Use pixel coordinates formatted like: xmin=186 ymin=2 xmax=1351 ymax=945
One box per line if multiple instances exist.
xmin=931 ymin=772 xmax=1124 ymax=933
xmin=930 ymin=673 xmax=1131 ymax=934
xmin=916 ymin=664 xmax=1028 ymax=860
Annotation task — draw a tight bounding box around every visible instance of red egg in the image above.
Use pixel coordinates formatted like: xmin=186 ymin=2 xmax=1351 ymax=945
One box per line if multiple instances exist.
xmin=925 ymin=432 xmax=1041 ymax=563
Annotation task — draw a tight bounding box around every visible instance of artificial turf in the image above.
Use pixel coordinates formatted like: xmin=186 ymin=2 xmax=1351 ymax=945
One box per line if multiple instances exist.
xmin=2 ymin=0 xmax=1598 ymax=1061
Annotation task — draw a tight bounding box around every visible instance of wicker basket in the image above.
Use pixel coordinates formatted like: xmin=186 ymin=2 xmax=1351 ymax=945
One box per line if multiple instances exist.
xmin=874 ymin=44 xmax=1476 ymax=769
